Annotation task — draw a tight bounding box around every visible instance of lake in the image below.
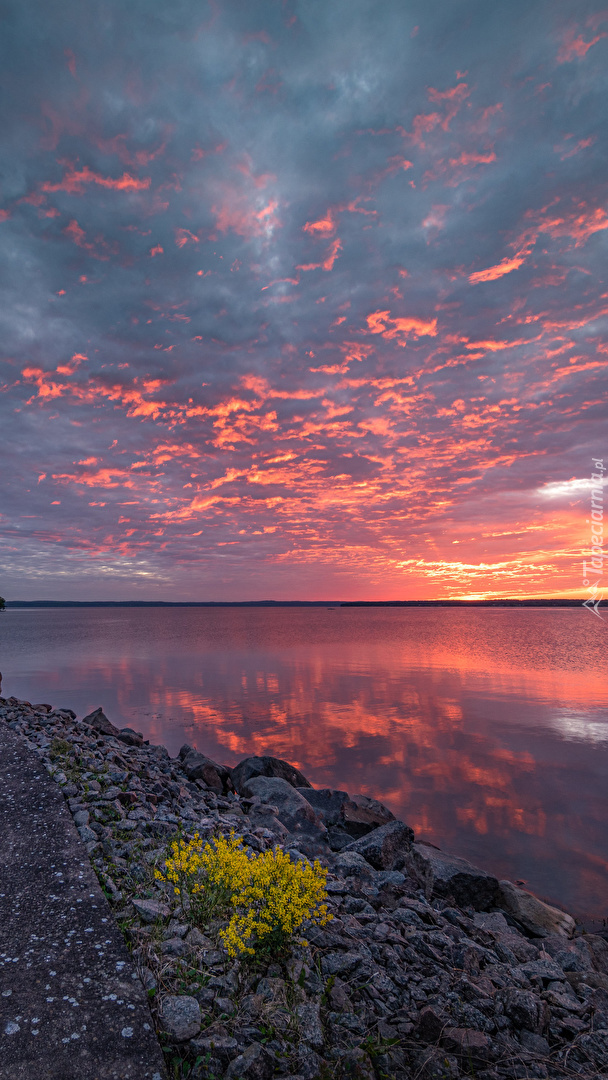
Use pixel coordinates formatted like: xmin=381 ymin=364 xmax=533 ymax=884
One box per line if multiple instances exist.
xmin=1 ymin=605 xmax=606 ymax=925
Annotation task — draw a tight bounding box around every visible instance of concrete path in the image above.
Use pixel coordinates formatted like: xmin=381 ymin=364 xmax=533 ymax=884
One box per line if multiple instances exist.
xmin=0 ymin=723 xmax=167 ymax=1080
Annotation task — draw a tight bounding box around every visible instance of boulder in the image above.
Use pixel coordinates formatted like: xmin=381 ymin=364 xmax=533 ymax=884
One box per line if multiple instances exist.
xmin=81 ymin=706 xmax=119 ymax=737
xmin=296 ymin=787 xmax=350 ymax=826
xmin=178 ymin=744 xmax=233 ymax=794
xmin=407 ymin=843 xmax=499 ymax=910
xmin=297 ymin=787 xmax=395 ymax=841
xmin=159 ymin=994 xmax=201 ymax=1041
xmin=232 ymin=755 xmax=312 ymax=793
xmin=333 ymin=850 xmax=375 ymax=877
xmin=240 ymin=776 xmax=327 ymax=840
xmin=344 ymin=819 xmax=414 ymax=871
xmin=247 ymin=802 xmax=289 ymax=841
xmin=117 ymin=727 xmax=144 ymax=747
xmin=497 ymin=879 xmax=575 ymax=938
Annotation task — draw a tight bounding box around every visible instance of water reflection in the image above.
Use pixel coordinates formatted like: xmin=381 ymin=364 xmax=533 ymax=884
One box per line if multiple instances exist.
xmin=1 ymin=606 xmax=606 ymax=921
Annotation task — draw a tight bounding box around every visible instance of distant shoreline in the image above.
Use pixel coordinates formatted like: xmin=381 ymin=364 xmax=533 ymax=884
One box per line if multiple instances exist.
xmin=5 ymin=598 xmax=585 ymax=608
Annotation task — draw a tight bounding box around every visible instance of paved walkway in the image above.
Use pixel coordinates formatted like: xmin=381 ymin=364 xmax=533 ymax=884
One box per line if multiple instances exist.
xmin=0 ymin=723 xmax=167 ymax=1080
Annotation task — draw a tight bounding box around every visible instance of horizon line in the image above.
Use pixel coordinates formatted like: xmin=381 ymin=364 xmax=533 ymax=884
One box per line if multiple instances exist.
xmin=3 ymin=598 xmax=587 ymax=608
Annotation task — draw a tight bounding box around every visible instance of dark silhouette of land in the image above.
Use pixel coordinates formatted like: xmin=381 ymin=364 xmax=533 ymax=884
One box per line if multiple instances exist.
xmin=6 ymin=598 xmax=585 ymax=608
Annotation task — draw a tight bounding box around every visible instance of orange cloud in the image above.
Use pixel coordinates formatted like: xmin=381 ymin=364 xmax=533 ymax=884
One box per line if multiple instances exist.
xmin=557 ymin=28 xmax=606 ymax=62
xmin=303 ymin=213 xmax=335 ymax=236
xmin=469 ymin=249 xmax=529 ymax=283
xmin=366 ymin=310 xmax=438 ymax=341
xmin=175 ymin=228 xmax=200 ymax=247
xmin=41 ymin=164 xmax=151 ymax=194
xmin=297 ymin=236 xmax=342 ymax=272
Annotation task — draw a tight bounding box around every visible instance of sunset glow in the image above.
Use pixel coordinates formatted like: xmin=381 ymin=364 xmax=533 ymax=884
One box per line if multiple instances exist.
xmin=0 ymin=2 xmax=606 ymax=600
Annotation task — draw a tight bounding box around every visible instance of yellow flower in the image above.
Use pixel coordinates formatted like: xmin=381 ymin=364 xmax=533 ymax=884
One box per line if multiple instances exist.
xmin=155 ymin=830 xmax=332 ymax=956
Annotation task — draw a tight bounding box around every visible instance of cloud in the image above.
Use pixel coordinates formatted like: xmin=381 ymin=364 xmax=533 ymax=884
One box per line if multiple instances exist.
xmin=0 ymin=0 xmax=606 ymax=599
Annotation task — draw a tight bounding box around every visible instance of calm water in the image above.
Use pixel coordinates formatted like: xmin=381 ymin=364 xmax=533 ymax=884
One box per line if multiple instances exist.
xmin=1 ymin=606 xmax=607 ymax=923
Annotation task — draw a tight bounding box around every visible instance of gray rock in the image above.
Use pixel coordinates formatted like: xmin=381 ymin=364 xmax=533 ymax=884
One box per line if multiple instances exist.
xmin=78 ymin=825 xmax=98 ymax=844
xmin=247 ymin=803 xmax=289 ymax=841
xmin=333 ymin=850 xmax=375 ymax=876
xmin=117 ymin=727 xmax=144 ymax=747
xmin=191 ymin=1035 xmax=238 ymax=1063
xmin=497 ymin=879 xmax=575 ymax=938
xmin=81 ymin=706 xmax=119 ymax=737
xmin=441 ymin=1027 xmax=491 ymax=1059
xmin=344 ymin=819 xmax=414 ymax=870
xmin=296 ymin=787 xmax=350 ymax=826
xmin=159 ymin=994 xmax=201 ymax=1041
xmin=225 ymin=1040 xmax=275 ymax=1080
xmin=407 ymin=842 xmax=499 ymax=910
xmin=518 ymin=957 xmax=568 ymax=984
xmin=132 ymin=897 xmax=170 ymax=923
xmin=499 ymin=987 xmax=550 ymax=1032
xmin=162 ymin=937 xmax=188 ymax=957
xmin=240 ymin=776 xmax=327 ymax=839
xmin=520 ymin=1030 xmax=551 ymax=1055
xmin=296 ymin=1000 xmax=324 ymax=1050
xmin=540 ymin=934 xmax=595 ymax=972
xmin=73 ymin=809 xmax=90 ymax=827
xmin=178 ymin=746 xmax=232 ymax=794
xmin=232 ymin=755 xmax=312 ymax=793
xmin=297 ymin=787 xmax=395 ymax=843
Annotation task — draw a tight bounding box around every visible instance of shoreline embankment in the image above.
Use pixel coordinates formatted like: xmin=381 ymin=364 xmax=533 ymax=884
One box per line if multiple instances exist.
xmin=2 ymin=692 xmax=608 ymax=1080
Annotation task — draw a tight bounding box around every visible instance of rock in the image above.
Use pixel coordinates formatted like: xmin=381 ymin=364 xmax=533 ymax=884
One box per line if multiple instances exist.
xmin=565 ymin=970 xmax=608 ymax=992
xmin=333 ymin=850 xmax=375 ymax=876
xmin=81 ymin=706 xmax=119 ymax=737
xmin=441 ymin=1027 xmax=491 ymax=1059
xmin=499 ymin=988 xmax=550 ymax=1032
xmin=178 ymin=746 xmax=232 ymax=794
xmin=240 ymin=776 xmax=327 ymax=839
xmin=417 ymin=1005 xmax=448 ymax=1042
xmin=297 ymin=787 xmax=395 ymax=840
xmin=339 ymin=1048 xmax=375 ymax=1080
xmin=520 ymin=1030 xmax=551 ymax=1055
xmin=225 ymin=1041 xmax=275 ymax=1080
xmin=497 ymin=880 xmax=575 ymax=938
xmin=518 ymin=957 xmax=569 ymax=984
xmin=132 ymin=897 xmax=170 ymax=923
xmin=540 ymin=934 xmax=595 ymax=972
xmin=344 ymin=820 xmax=414 ymax=870
xmin=321 ymin=951 xmax=367 ymax=977
xmin=159 ymin=994 xmax=201 ymax=1041
xmin=162 ymin=937 xmax=188 ymax=956
xmin=415 ymin=1048 xmax=461 ymax=1079
xmin=344 ymin=792 xmax=395 ymax=834
xmin=408 ymin=842 xmax=500 ymax=910
xmin=232 ymin=755 xmax=312 ymax=793
xmin=186 ymin=927 xmax=214 ymax=948
xmin=191 ymin=1035 xmax=238 ymax=1064
xmin=73 ymin=809 xmax=90 ymax=827
xmin=78 ymin=825 xmax=98 ymax=844
xmin=296 ymin=787 xmax=351 ymax=826
xmin=247 ymin=803 xmax=289 ymax=841
xmin=296 ymin=1000 xmax=323 ymax=1050
xmin=117 ymin=727 xmax=144 ymax=747
xmin=583 ymin=933 xmax=608 ymax=975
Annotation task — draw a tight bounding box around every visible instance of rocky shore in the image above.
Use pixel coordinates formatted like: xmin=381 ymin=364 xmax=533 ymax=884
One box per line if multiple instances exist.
xmin=1 ymin=693 xmax=608 ymax=1080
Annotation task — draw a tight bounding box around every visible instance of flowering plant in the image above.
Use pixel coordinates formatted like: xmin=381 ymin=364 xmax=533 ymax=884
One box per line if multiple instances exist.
xmin=155 ymin=831 xmax=331 ymax=956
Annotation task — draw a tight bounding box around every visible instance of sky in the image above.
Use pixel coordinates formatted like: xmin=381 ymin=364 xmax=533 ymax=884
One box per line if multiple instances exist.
xmin=0 ymin=0 xmax=606 ymax=602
